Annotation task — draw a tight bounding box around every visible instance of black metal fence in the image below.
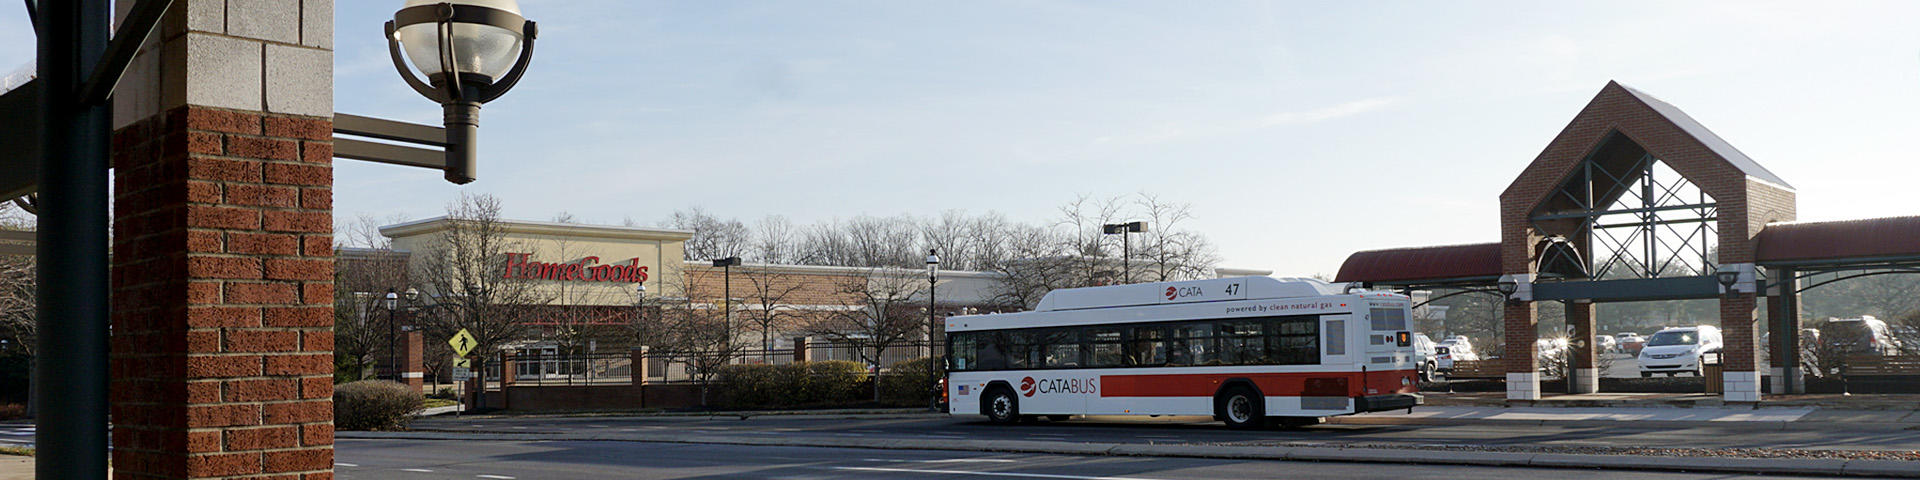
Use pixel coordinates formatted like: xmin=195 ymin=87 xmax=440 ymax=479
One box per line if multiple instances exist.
xmin=484 ymin=341 xmax=946 ymax=387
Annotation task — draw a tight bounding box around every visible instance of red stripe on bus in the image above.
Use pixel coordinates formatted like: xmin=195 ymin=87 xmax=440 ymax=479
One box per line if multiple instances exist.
xmin=1099 ymin=370 xmax=1418 ymax=397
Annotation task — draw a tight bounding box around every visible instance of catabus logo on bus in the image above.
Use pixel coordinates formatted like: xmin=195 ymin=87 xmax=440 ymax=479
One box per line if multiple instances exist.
xmin=1018 ymin=376 xmax=1098 ymax=397
xmin=1165 ymin=286 xmax=1178 ymax=300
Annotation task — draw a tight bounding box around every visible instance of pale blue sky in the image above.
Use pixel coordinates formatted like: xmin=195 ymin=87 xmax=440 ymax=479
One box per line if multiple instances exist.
xmin=4 ymin=1 xmax=1919 ymax=275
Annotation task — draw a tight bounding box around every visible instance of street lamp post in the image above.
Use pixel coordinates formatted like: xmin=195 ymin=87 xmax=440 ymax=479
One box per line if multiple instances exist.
xmin=926 ymin=249 xmax=941 ymax=411
xmin=386 ymin=0 xmax=539 ymax=184
xmin=1101 ymin=221 xmax=1146 ymax=284
xmin=385 ymin=289 xmax=400 ymax=380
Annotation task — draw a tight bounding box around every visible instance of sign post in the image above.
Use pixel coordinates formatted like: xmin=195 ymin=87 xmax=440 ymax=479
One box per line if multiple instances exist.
xmin=448 ymin=329 xmax=479 ymax=412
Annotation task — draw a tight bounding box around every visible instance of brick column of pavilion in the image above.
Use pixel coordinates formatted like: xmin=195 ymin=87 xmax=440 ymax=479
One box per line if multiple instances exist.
xmin=110 ymin=1 xmax=335 ymax=478
xmin=1565 ymin=301 xmax=1598 ymax=394
xmin=1501 ymin=302 xmax=1539 ymax=401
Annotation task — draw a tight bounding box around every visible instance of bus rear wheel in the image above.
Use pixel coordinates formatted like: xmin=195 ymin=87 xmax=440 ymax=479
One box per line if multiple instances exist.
xmin=1216 ymin=386 xmax=1264 ymax=430
xmin=983 ymin=388 xmax=1020 ymax=425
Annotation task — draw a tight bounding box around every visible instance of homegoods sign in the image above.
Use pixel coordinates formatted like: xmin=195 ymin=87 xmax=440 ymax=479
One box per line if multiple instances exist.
xmin=501 ymin=253 xmax=649 ymax=283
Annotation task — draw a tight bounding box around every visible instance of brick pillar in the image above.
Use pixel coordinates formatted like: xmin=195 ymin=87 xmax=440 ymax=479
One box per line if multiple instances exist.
xmin=399 ymin=330 xmax=425 ymax=390
xmin=109 ymin=1 xmax=334 ymax=478
xmin=1768 ymin=270 xmax=1804 ymax=394
xmin=794 ymin=336 xmax=813 ymax=363
xmin=1503 ymin=302 xmax=1539 ymax=401
xmin=500 ymin=351 xmax=518 ymax=387
xmin=629 ymin=347 xmax=651 ymax=382
xmin=1721 ymin=293 xmax=1761 ymax=402
xmin=1566 ymin=301 xmax=1598 ymax=394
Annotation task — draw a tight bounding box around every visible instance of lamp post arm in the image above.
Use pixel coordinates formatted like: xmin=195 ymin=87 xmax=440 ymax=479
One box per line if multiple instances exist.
xmin=478 ymin=20 xmax=537 ymax=104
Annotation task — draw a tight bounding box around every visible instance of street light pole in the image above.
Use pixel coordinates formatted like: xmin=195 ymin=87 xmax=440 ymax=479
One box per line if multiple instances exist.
xmin=926 ymin=249 xmax=941 ymax=412
xmin=385 ymin=289 xmax=400 ymax=380
xmin=1101 ymin=222 xmax=1146 ymax=284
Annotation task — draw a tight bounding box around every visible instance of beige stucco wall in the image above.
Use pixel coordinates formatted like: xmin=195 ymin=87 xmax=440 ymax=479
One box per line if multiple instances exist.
xmin=381 ymin=218 xmax=693 ymax=306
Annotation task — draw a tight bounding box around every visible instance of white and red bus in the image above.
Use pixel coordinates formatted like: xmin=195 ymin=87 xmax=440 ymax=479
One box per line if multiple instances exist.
xmin=945 ymin=277 xmax=1420 ymax=429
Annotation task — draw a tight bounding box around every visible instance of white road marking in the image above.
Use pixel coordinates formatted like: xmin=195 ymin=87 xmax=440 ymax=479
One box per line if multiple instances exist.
xmin=401 ymin=468 xmax=434 ymax=472
xmin=333 ymin=463 xmax=358 ymax=467
xmin=832 ymin=466 xmax=1166 ymax=479
xmin=862 ymin=459 xmax=1019 ymax=464
xmin=476 ymin=475 xmax=516 ymax=479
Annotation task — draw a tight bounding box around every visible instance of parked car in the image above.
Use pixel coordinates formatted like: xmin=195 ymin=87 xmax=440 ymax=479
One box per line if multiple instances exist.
xmin=1819 ymin=316 xmax=1902 ymax=356
xmin=1435 ymin=337 xmax=1478 ymax=373
xmin=1412 ymin=333 xmax=1437 ymax=381
xmin=1595 ymin=335 xmax=1617 ymax=354
xmin=1615 ymin=332 xmax=1647 ymax=355
xmin=1638 ymin=325 xmax=1722 ymax=377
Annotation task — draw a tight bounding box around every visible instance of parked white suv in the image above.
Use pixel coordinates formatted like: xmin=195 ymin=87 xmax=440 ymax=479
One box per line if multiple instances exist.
xmin=1435 ymin=336 xmax=1478 ymax=373
xmin=1638 ymin=325 xmax=1722 ymax=377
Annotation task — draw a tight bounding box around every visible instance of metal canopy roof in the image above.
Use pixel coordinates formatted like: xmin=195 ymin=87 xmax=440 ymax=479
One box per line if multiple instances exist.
xmin=1334 ymin=242 xmax=1502 ymax=286
xmin=1756 ymin=216 xmax=1920 ymax=267
xmin=1616 ymin=82 xmax=1793 ymax=189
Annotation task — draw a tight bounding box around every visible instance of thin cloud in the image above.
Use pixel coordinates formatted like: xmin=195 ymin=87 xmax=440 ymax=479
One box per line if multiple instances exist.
xmin=1098 ymin=96 xmax=1400 ymax=146
xmin=1259 ymin=97 xmax=1398 ymax=126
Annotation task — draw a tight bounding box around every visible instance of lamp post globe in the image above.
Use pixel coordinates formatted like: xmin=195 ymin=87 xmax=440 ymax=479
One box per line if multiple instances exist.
xmin=386 ymin=0 xmax=538 ymax=184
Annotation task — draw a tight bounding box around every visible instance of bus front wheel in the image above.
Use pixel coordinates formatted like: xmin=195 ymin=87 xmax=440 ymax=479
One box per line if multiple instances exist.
xmin=983 ymin=388 xmax=1020 ymax=425
xmin=1216 ymin=386 xmax=1264 ymax=430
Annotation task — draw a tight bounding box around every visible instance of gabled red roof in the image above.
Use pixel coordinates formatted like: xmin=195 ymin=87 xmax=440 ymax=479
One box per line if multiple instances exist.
xmin=1334 ymin=243 xmax=1503 ymax=285
xmin=1756 ymin=216 xmax=1920 ymax=265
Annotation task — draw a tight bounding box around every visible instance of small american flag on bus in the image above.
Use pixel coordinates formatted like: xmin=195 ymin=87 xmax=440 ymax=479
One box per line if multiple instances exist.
xmin=958 ymin=385 xmax=969 ymax=395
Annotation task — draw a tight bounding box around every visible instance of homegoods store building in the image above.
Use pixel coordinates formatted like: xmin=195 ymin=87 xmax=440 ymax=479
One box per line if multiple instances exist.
xmin=366 ymin=216 xmax=1013 ymax=384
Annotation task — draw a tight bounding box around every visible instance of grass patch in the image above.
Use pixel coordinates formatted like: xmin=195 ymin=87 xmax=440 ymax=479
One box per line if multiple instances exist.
xmin=423 ymin=398 xmax=457 ymax=409
xmin=0 ymin=445 xmax=32 ymax=457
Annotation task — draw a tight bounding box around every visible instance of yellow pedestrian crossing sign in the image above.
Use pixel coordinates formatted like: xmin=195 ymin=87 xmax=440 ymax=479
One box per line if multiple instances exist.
xmin=453 ymin=357 xmax=471 ymax=369
xmin=449 ymin=329 xmax=477 ymax=357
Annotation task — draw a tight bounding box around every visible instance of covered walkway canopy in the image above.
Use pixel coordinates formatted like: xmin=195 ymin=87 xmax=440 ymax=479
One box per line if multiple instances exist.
xmin=1334 ymin=243 xmax=1501 ymax=288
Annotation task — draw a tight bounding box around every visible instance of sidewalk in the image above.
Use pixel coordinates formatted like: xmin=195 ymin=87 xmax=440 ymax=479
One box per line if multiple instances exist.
xmin=0 ymin=455 xmax=28 ymax=480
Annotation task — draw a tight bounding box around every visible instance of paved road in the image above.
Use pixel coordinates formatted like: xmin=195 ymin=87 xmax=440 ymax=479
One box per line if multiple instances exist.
xmin=334 ymin=438 xmax=1852 ymax=480
xmin=410 ymin=413 xmax=1920 ymax=453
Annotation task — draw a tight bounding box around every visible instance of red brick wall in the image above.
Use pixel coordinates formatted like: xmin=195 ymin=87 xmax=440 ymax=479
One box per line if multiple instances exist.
xmin=1721 ymin=294 xmax=1759 ymax=371
xmin=111 ymin=106 xmax=334 ymax=479
xmin=1502 ymin=302 xmax=1536 ymax=374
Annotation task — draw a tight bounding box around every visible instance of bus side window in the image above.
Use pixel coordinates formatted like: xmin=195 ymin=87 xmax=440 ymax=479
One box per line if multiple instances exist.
xmin=1325 ymin=319 xmax=1347 ymax=356
xmin=951 ymin=333 xmax=978 ymax=371
xmin=1043 ymin=328 xmax=1082 ymax=368
xmin=1087 ymin=328 xmax=1123 ymax=368
xmin=1125 ymin=325 xmax=1166 ymax=366
xmin=977 ymin=332 xmax=1009 ymax=371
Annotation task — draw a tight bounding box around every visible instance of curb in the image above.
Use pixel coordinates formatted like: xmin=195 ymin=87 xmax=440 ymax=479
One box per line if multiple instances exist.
xmin=1328 ymin=415 xmax=1920 ymax=432
xmin=432 ymin=408 xmax=942 ymax=420
xmin=339 ymin=429 xmax=1920 ymax=478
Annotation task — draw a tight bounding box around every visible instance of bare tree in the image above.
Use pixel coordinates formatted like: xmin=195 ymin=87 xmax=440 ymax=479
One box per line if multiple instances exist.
xmin=413 ymin=194 xmax=551 ymax=374
xmin=635 ymin=264 xmax=749 ymax=404
xmin=332 ymin=248 xmax=410 ymax=381
xmin=752 ymin=215 xmax=799 ymax=264
xmin=665 ymin=207 xmax=748 ymax=262
xmin=798 ymin=267 xmax=927 ymax=401
xmin=1130 ymin=193 xmax=1219 ymax=282
xmin=738 ymin=267 xmax=808 ymax=361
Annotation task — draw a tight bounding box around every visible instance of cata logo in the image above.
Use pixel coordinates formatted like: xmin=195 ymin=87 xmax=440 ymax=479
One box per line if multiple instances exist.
xmin=1165 ymin=286 xmax=1178 ymax=300
xmin=1016 ymin=375 xmax=1098 ymax=397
